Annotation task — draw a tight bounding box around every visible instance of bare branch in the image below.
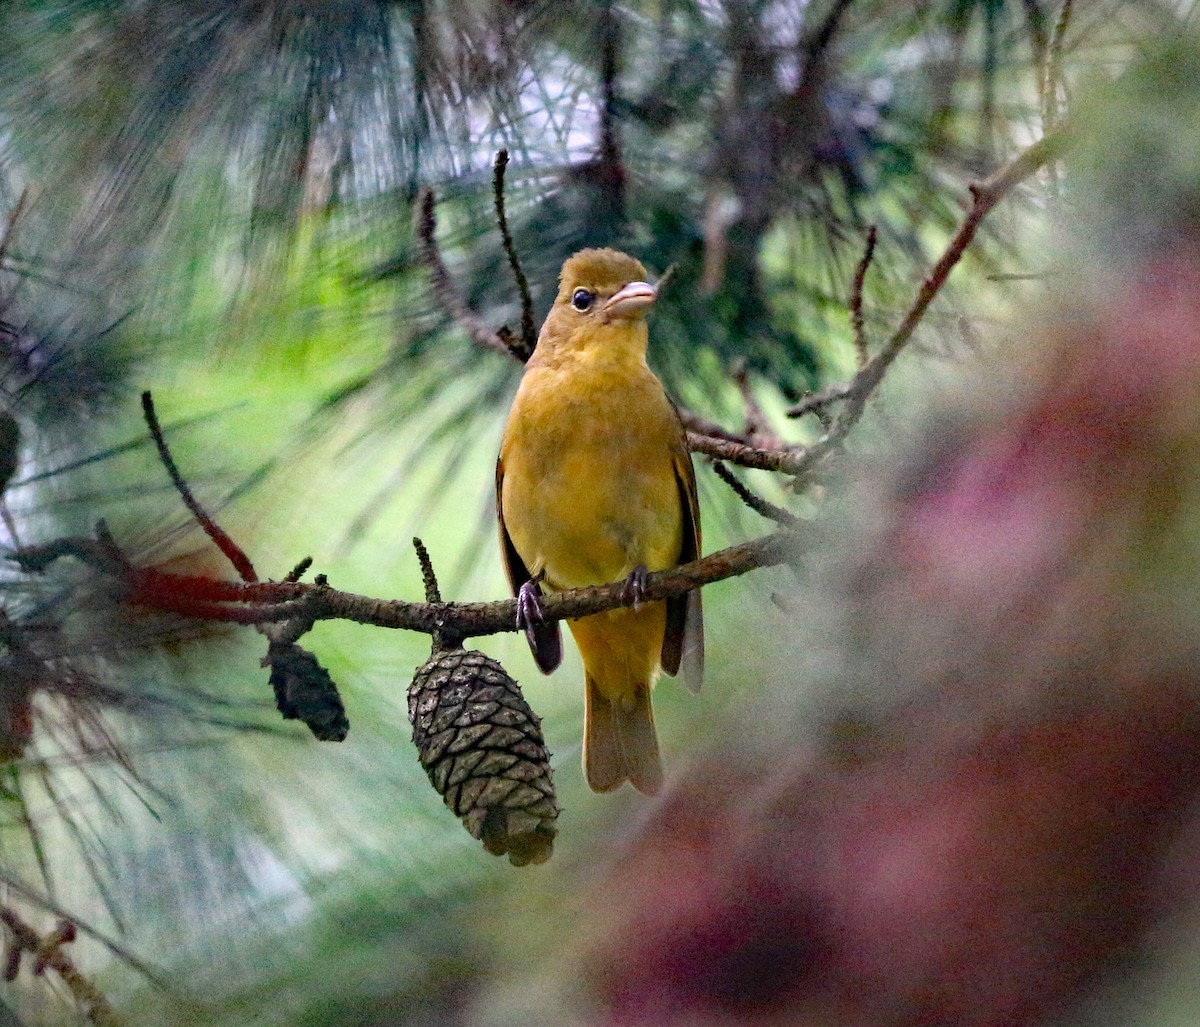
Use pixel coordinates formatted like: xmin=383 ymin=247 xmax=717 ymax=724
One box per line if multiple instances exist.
xmin=782 ymin=128 xmax=1068 ymax=442
xmin=711 ymin=462 xmax=798 ymax=526
xmin=284 ymin=556 xmax=312 ymax=583
xmin=785 ymin=382 xmax=852 ymax=421
xmin=0 ymin=188 xmax=29 ymax=274
xmin=415 ymin=190 xmax=524 ymax=361
xmin=730 ymin=360 xmax=781 ymax=447
xmin=849 ymin=224 xmax=877 ymax=367
xmin=1041 ymin=0 xmax=1074 ymax=133
xmin=686 ymin=432 xmax=817 ymax=477
xmin=676 ymin=408 xmax=755 ymax=445
xmin=412 ymin=536 xmax=442 ymax=604
xmin=15 ymin=525 xmax=805 ymax=643
xmin=492 ymin=150 xmax=537 ymax=359
xmin=141 ymin=391 xmax=258 ymax=583
xmin=840 ymin=130 xmax=1068 ymax=423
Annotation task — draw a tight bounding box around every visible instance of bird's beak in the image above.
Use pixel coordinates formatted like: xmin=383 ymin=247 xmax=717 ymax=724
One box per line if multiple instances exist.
xmin=604 ymin=281 xmax=657 ymax=320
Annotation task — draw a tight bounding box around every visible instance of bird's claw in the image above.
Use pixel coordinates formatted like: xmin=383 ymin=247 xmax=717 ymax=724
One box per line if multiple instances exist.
xmin=516 ymin=578 xmax=546 ymax=636
xmin=622 ymin=564 xmax=650 ymax=611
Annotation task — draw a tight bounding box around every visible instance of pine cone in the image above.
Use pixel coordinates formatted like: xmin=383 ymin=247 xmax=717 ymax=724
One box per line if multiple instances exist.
xmin=266 ymin=641 xmax=349 ymax=742
xmin=409 ymin=646 xmax=558 ymax=866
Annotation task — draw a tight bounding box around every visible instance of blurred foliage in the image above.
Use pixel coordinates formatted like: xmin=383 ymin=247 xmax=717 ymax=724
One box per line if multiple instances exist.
xmin=0 ymin=0 xmax=1193 ymax=1024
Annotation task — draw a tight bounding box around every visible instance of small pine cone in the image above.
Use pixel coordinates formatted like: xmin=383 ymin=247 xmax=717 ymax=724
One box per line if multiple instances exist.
xmin=409 ymin=646 xmax=558 ymax=866
xmin=266 ymin=641 xmax=349 ymax=742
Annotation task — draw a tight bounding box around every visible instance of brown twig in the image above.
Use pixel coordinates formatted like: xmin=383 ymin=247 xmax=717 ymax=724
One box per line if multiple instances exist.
xmin=782 ymin=128 xmax=1068 ymax=442
xmin=416 ymin=190 xmax=524 ymax=361
xmin=141 ymin=391 xmax=257 ymax=583
xmin=730 ymin=360 xmax=781 ymax=447
xmin=685 ymin=432 xmax=817 ymax=477
xmin=284 ymin=556 xmax=312 ymax=583
xmin=676 ymin=408 xmax=757 ymax=445
xmin=1041 ymin=0 xmax=1073 ymax=133
xmin=597 ymin=0 xmax=627 ymax=224
xmin=849 ymin=224 xmax=877 ymax=367
xmin=0 ymin=907 xmax=120 ymax=1026
xmin=492 ymin=151 xmax=537 ymax=359
xmin=711 ymin=462 xmax=798 ymax=526
xmin=412 ymin=536 xmax=441 ymax=604
xmin=840 ymin=130 xmax=1067 ymax=425
xmin=0 ymin=188 xmax=29 ymax=273
xmin=785 ymin=224 xmax=877 ymax=422
xmin=143 ymin=397 xmax=346 ymax=735
xmin=785 ymin=382 xmax=853 ymax=421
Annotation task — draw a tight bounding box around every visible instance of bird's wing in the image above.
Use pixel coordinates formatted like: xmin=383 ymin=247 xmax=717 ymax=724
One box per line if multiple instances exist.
xmin=661 ymin=445 xmax=704 ymax=692
xmin=496 ymin=455 xmax=563 ymax=674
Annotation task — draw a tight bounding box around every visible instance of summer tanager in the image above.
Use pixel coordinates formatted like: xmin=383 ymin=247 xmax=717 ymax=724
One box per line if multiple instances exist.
xmin=497 ymin=248 xmax=703 ymax=795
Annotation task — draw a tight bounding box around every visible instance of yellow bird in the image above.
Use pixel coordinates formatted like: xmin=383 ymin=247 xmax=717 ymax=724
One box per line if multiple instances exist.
xmin=497 ymin=248 xmax=703 ymax=795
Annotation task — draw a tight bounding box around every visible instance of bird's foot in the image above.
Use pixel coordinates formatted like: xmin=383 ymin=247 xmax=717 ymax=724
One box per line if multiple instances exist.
xmin=622 ymin=564 xmax=650 ymax=611
xmin=516 ymin=578 xmax=547 ymax=647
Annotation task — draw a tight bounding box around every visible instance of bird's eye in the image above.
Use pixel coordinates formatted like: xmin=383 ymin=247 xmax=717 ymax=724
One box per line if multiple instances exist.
xmin=571 ymin=288 xmax=594 ymax=312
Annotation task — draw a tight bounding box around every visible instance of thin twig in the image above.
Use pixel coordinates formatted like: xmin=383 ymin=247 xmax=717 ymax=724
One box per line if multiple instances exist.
xmin=285 ymin=557 xmax=312 ymax=582
xmin=782 ymin=128 xmax=1067 ymax=443
xmin=415 ymin=190 xmax=524 ymax=361
xmin=849 ymin=224 xmax=877 ymax=367
xmin=676 ymin=408 xmax=756 ymax=445
xmin=597 ymin=0 xmax=627 ymax=224
xmin=0 ymin=907 xmax=120 ymax=1026
xmin=0 ymin=188 xmax=29 ymax=273
xmin=711 ymin=462 xmax=798 ymax=526
xmin=412 ymin=536 xmax=441 ymax=604
xmin=841 ymin=129 xmax=1068 ymax=423
xmin=1041 ymin=0 xmax=1073 ymax=133
xmin=492 ymin=150 xmax=536 ymax=359
xmin=783 ymin=224 xmax=877 ymax=420
xmin=730 ymin=360 xmax=780 ymax=446
xmin=142 ymin=398 xmax=344 ymax=739
xmin=141 ymin=391 xmax=257 ymax=583
xmin=785 ymin=383 xmax=853 ymax=420
xmin=685 ymin=432 xmax=816 ymax=477
xmin=655 ymin=262 xmax=677 ymax=297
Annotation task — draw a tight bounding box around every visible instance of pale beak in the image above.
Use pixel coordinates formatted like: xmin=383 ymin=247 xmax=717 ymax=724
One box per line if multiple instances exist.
xmin=604 ymin=281 xmax=657 ymax=320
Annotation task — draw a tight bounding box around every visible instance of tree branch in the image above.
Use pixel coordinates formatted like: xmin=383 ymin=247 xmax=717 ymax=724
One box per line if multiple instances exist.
xmin=15 ymin=526 xmax=804 ymax=642
xmin=782 ymin=127 xmax=1069 ymax=443
xmin=686 ymin=432 xmax=816 ymax=477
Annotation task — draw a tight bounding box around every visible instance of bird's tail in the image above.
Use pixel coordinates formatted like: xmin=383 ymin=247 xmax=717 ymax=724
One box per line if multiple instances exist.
xmin=584 ymin=674 xmax=664 ymax=795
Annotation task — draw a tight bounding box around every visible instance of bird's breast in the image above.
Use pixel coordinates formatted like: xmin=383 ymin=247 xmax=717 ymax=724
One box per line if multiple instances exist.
xmin=501 ymin=358 xmax=684 ymax=591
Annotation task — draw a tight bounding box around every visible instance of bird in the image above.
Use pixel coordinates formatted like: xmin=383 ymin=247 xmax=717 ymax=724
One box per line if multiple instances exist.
xmin=497 ymin=248 xmax=703 ymax=795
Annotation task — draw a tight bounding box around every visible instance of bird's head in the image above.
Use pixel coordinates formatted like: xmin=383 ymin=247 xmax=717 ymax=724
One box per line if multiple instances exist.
xmin=535 ymin=248 xmax=658 ymax=361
